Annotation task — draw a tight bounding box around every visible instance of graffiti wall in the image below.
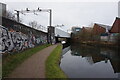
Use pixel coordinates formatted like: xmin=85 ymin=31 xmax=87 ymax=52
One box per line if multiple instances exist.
xmin=0 ymin=25 xmax=47 ymax=53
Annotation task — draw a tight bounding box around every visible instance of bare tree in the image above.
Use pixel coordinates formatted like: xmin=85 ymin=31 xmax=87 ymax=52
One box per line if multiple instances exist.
xmin=29 ymin=21 xmax=38 ymax=28
xmin=5 ymin=11 xmax=16 ymax=20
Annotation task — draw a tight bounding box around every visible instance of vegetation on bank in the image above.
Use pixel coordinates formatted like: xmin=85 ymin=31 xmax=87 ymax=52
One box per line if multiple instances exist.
xmin=45 ymin=44 xmax=67 ymax=78
xmin=77 ymin=41 xmax=119 ymax=49
xmin=3 ymin=44 xmax=51 ymax=77
xmin=71 ymin=29 xmax=120 ymax=47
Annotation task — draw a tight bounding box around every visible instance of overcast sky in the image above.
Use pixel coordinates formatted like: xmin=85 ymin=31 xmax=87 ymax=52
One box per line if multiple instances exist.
xmin=0 ymin=0 xmax=119 ymax=32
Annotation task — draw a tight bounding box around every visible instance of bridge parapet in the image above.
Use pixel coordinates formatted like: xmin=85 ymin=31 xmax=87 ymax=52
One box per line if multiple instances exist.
xmin=55 ymin=28 xmax=70 ymax=38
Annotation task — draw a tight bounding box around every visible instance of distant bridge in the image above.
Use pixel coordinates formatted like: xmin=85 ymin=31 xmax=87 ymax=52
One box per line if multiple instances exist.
xmin=55 ymin=28 xmax=71 ymax=43
xmin=55 ymin=28 xmax=70 ymax=38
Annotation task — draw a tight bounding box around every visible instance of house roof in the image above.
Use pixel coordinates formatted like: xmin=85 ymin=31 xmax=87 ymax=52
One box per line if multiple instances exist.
xmin=109 ymin=17 xmax=120 ymax=33
xmin=82 ymin=27 xmax=93 ymax=32
xmin=83 ymin=27 xmax=92 ymax=30
xmin=95 ymin=23 xmax=111 ymax=30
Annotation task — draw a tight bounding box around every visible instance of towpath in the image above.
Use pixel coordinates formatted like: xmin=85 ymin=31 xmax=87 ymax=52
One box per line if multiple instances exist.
xmin=8 ymin=44 xmax=57 ymax=78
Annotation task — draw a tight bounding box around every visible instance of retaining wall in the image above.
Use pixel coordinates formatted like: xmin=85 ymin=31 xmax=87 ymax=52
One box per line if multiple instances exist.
xmin=0 ymin=17 xmax=48 ymax=53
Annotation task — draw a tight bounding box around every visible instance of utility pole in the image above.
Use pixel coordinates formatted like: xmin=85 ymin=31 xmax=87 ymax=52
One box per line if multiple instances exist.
xmin=49 ymin=9 xmax=52 ymax=27
xmin=47 ymin=9 xmax=53 ymax=44
xmin=14 ymin=8 xmax=54 ymax=44
xmin=14 ymin=10 xmax=20 ymax=22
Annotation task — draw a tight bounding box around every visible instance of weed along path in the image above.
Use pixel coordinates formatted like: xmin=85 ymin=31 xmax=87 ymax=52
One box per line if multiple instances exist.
xmin=8 ymin=44 xmax=57 ymax=78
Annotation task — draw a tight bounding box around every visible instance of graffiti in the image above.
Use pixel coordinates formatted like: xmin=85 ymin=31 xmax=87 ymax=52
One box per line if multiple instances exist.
xmin=11 ymin=32 xmax=28 ymax=51
xmin=0 ymin=25 xmax=48 ymax=53
xmin=0 ymin=26 xmax=14 ymax=53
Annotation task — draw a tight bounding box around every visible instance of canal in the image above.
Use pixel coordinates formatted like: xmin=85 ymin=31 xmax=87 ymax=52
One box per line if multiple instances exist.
xmin=60 ymin=43 xmax=120 ymax=78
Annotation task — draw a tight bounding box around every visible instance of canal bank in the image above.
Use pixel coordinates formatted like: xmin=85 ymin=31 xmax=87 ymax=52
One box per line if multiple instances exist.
xmin=60 ymin=43 xmax=120 ymax=78
xmin=45 ymin=44 xmax=67 ymax=78
xmin=83 ymin=41 xmax=119 ymax=48
xmin=72 ymin=41 xmax=120 ymax=49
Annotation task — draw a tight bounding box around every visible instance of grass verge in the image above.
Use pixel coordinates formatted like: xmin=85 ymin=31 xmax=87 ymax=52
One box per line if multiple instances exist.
xmin=45 ymin=44 xmax=67 ymax=78
xmin=3 ymin=44 xmax=51 ymax=77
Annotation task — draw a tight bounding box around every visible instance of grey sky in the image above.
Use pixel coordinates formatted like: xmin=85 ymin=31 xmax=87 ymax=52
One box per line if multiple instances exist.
xmin=2 ymin=1 xmax=119 ymax=32
xmin=118 ymin=1 xmax=120 ymax=17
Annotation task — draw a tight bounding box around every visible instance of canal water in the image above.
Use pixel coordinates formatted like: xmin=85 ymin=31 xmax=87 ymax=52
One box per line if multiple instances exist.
xmin=60 ymin=43 xmax=120 ymax=78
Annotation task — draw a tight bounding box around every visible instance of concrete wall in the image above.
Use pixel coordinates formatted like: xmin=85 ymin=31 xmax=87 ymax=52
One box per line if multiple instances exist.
xmin=0 ymin=3 xmax=6 ymax=17
xmin=0 ymin=17 xmax=48 ymax=53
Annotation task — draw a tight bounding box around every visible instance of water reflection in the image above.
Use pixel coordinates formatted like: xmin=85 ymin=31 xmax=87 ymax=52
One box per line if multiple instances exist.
xmin=60 ymin=43 xmax=120 ymax=78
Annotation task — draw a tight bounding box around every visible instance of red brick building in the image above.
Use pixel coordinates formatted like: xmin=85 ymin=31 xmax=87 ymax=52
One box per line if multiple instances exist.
xmin=109 ymin=17 xmax=120 ymax=33
xmin=92 ymin=23 xmax=106 ymax=35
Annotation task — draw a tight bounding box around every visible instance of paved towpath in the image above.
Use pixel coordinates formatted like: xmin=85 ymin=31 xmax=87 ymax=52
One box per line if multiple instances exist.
xmin=8 ymin=44 xmax=57 ymax=78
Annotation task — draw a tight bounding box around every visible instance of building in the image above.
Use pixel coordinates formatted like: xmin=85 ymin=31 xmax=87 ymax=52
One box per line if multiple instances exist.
xmin=71 ymin=27 xmax=81 ymax=34
xmin=109 ymin=17 xmax=120 ymax=42
xmin=110 ymin=17 xmax=120 ymax=33
xmin=0 ymin=3 xmax=6 ymax=25
xmin=100 ymin=17 xmax=120 ymax=42
xmin=81 ymin=27 xmax=93 ymax=33
xmin=92 ymin=23 xmax=111 ymax=41
xmin=71 ymin=27 xmax=81 ymax=42
xmin=92 ymin=23 xmax=111 ymax=35
xmin=93 ymin=23 xmax=106 ymax=35
xmin=0 ymin=3 xmax=6 ymax=17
